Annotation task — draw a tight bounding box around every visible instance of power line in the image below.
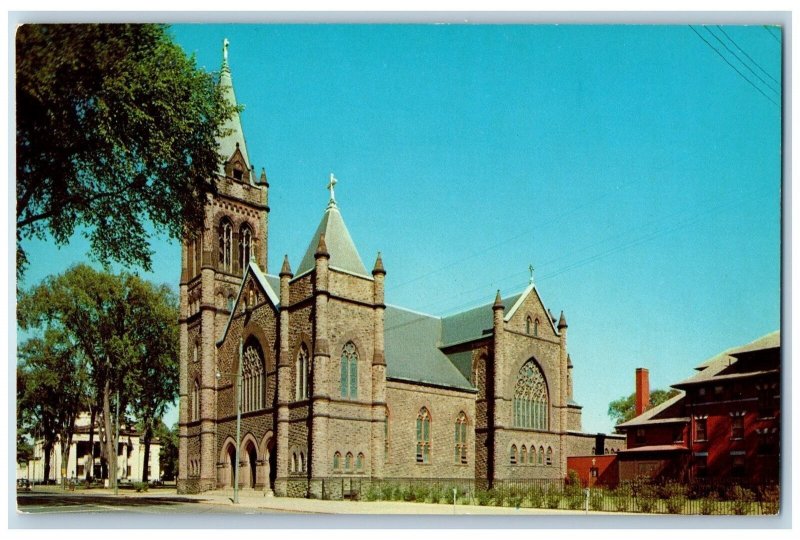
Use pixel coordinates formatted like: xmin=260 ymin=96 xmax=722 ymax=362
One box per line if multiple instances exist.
xmin=705 ymin=26 xmax=780 ymax=97
xmin=689 ymin=25 xmax=780 ymax=108
xmin=715 ymin=26 xmax=781 ymax=87
xmin=762 ymin=25 xmax=781 ymax=45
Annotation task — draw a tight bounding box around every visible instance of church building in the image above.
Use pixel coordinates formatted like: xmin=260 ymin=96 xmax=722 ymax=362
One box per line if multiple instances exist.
xmin=178 ymin=42 xmax=615 ymax=497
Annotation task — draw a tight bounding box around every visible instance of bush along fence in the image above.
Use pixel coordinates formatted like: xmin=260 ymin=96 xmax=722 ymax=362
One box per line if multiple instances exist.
xmin=311 ymin=475 xmax=780 ymax=516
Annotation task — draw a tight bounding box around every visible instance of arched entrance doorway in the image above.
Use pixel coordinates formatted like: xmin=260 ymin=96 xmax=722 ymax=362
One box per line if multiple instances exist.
xmin=227 ymin=444 xmax=236 ymax=488
xmin=244 ymin=440 xmax=257 ymax=488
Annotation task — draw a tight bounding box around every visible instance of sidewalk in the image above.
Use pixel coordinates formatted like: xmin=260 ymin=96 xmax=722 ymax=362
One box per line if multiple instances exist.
xmin=157 ymin=488 xmax=594 ymax=515
xmin=22 ymin=486 xmax=598 ymax=515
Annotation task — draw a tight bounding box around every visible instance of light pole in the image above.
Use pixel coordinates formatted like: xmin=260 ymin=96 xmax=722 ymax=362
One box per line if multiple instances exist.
xmin=233 ymin=336 xmax=243 ymax=504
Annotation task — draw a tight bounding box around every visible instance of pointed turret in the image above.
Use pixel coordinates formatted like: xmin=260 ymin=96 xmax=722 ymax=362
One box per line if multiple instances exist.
xmin=280 ymin=254 xmax=293 ymax=277
xmin=493 ymin=289 xmax=504 ymax=310
xmin=217 ymin=39 xmax=251 ymax=173
xmin=295 ymin=177 xmax=368 ymax=277
xmin=558 ymin=310 xmax=568 ymax=329
xmin=258 ymin=167 xmax=269 ymax=187
xmin=315 ymin=233 xmax=329 ymax=259
xmin=372 ymin=252 xmax=386 ymax=276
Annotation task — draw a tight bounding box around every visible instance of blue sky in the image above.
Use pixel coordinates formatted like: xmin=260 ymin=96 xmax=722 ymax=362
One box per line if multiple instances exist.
xmin=19 ymin=24 xmax=782 ymax=435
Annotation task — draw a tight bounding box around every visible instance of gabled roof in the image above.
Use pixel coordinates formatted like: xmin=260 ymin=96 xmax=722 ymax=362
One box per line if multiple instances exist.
xmin=504 ymin=283 xmax=561 ymax=335
xmin=616 ymin=391 xmax=688 ymax=429
xmin=440 ymin=292 xmax=523 ymax=347
xmin=216 ymin=260 xmax=280 ymax=346
xmin=294 ymin=202 xmax=369 ymax=279
xmin=673 ymin=330 xmax=781 ymax=388
xmin=217 ymin=54 xmax=251 ymax=174
xmin=384 ymin=305 xmax=474 ymax=391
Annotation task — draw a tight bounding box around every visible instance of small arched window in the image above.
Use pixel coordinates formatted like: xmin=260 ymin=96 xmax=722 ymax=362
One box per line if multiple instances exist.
xmin=416 ymin=408 xmax=431 ymax=464
xmin=299 ymin=452 xmax=305 ymax=473
xmin=296 ymin=344 xmax=310 ymax=401
xmin=227 ymin=295 xmax=235 ymax=312
xmin=340 ymin=342 xmax=358 ymax=399
xmin=454 ymin=412 xmax=468 ymax=464
xmin=239 ymin=224 xmax=252 ymax=274
xmin=333 ymin=451 xmax=341 ymax=471
xmin=345 ymin=452 xmax=353 ymax=471
xmin=218 ymin=218 xmax=233 ymax=272
xmin=510 ymin=444 xmax=518 ymax=465
xmin=520 ymin=445 xmax=528 ymax=465
xmin=529 ymin=444 xmax=535 ymax=465
xmin=356 ymin=452 xmax=364 ymax=471
xmin=526 ymin=316 xmax=532 ymax=335
xmin=193 ymin=340 xmax=199 ymax=363
xmin=538 ymin=446 xmax=544 ymax=465
xmin=546 ymin=446 xmax=553 ymax=466
xmin=291 ymin=452 xmax=297 ymax=473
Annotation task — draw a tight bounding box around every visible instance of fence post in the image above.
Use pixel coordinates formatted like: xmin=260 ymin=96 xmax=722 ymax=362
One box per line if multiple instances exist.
xmin=584 ymin=487 xmax=590 ymax=514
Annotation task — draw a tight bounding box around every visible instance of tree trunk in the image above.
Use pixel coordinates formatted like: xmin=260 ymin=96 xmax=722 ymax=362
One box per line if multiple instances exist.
xmin=142 ymin=424 xmax=152 ymax=483
xmin=42 ymin=441 xmax=52 ymax=484
xmin=87 ymin=406 xmax=96 ymax=481
xmin=102 ymin=379 xmax=116 ymax=489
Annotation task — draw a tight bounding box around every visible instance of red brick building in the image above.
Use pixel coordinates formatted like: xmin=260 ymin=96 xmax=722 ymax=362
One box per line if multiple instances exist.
xmin=615 ymin=331 xmax=780 ymax=486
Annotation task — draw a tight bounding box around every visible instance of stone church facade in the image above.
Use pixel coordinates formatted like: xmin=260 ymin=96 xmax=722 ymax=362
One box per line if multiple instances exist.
xmin=178 ymin=43 xmax=613 ymax=497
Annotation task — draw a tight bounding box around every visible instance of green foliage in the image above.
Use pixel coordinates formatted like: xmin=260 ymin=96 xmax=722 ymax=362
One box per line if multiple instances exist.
xmin=658 ymin=481 xmax=688 ymax=500
xmin=589 ymin=490 xmax=604 ymax=511
xmin=18 ymin=264 xmax=179 ymax=489
xmin=727 ymin=485 xmax=755 ymax=515
xmin=759 ymin=485 xmax=780 ymax=515
xmin=133 ymin=481 xmax=149 ymax=492
xmin=567 ymin=495 xmax=583 ymax=510
xmin=608 ymin=388 xmax=680 ymax=425
xmin=527 ymin=486 xmax=544 ymax=508
xmin=156 ymin=422 xmax=179 ymax=481
xmin=565 ymin=469 xmax=582 ymax=496
xmin=638 ymin=497 xmax=656 ymax=513
xmin=15 ymin=24 xmax=238 ymax=277
xmin=700 ymin=492 xmax=718 ymax=515
xmin=475 ymin=489 xmax=491 ymax=506
xmin=665 ymin=496 xmax=685 ymax=514
xmin=545 ymin=489 xmax=560 ymax=510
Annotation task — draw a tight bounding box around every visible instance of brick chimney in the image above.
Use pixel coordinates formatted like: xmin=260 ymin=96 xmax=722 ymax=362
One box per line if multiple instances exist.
xmin=635 ymin=368 xmax=650 ymax=416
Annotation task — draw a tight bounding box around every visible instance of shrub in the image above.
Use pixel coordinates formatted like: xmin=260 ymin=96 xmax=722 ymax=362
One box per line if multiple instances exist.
xmin=508 ymin=494 xmax=523 ymax=509
xmin=475 ymin=489 xmax=491 ymax=506
xmin=727 ymin=485 xmax=755 ymax=515
xmin=659 ymin=481 xmax=687 ymax=500
xmin=665 ymin=496 xmax=685 ymax=514
xmin=545 ymin=486 xmax=560 ymax=509
xmin=133 ymin=482 xmax=148 ymax=493
xmin=565 ymin=470 xmax=582 ymax=496
xmin=638 ymin=498 xmax=655 ymax=513
xmin=364 ymin=484 xmax=380 ymax=502
xmin=528 ymin=486 xmax=544 ymax=508
xmin=567 ymin=495 xmax=583 ymax=510
xmin=700 ymin=493 xmax=717 ymax=515
xmin=589 ymin=490 xmax=604 ymax=511
xmin=759 ymin=485 xmax=780 ymax=515
xmin=492 ymin=489 xmax=506 ymax=507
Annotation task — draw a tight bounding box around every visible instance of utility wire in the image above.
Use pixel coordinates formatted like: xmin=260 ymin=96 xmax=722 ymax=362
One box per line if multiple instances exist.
xmin=705 ymin=26 xmax=780 ymax=96
xmin=689 ymin=25 xmax=780 ymax=108
xmin=716 ymin=26 xmax=781 ymax=87
xmin=763 ymin=25 xmax=781 ymax=45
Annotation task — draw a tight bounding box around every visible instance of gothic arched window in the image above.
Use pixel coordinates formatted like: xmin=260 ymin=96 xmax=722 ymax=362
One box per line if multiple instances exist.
xmin=340 ymin=342 xmax=358 ymax=399
xmin=528 ymin=444 xmax=535 ymax=465
xmin=534 ymin=318 xmax=540 ymax=337
xmin=521 ymin=445 xmax=528 ymax=465
xmin=538 ymin=445 xmax=544 ymax=465
xmin=416 ymin=408 xmax=431 ymax=464
xmin=454 ymin=412 xmax=468 ymax=465
xmin=239 ymin=224 xmax=252 ymax=274
xmin=345 ymin=452 xmax=353 ymax=471
xmin=513 ymin=359 xmax=549 ymax=430
xmin=295 ymin=344 xmax=309 ymax=401
xmin=510 ymin=444 xmax=518 ymax=465
xmin=218 ymin=218 xmax=233 ymax=272
xmin=356 ymin=452 xmax=364 ymax=471
xmin=333 ymin=452 xmax=341 ymax=471
xmin=526 ymin=316 xmax=532 ymax=335
xmin=241 ymin=339 xmax=265 ymax=413
xmin=546 ymin=446 xmax=553 ymax=466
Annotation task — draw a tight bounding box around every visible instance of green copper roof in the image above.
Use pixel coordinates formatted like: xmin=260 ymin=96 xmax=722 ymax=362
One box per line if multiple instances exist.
xmin=295 ymin=203 xmax=369 ymax=278
xmin=384 ymin=306 xmax=474 ymax=391
xmin=217 ymin=46 xmax=251 ymax=173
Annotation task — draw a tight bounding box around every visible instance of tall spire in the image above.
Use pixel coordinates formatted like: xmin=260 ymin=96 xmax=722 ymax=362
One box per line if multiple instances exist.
xmin=217 ymin=38 xmax=250 ymax=172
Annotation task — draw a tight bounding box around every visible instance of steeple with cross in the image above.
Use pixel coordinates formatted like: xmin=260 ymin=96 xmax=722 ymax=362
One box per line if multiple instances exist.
xmin=529 ymin=264 xmax=535 ymax=285
xmin=327 ymin=173 xmax=338 ymax=208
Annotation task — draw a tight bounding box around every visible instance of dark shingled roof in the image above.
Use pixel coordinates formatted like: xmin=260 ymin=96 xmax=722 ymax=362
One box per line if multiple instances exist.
xmin=384 ymin=306 xmax=474 ymax=391
xmin=440 ymin=293 xmax=523 ymax=347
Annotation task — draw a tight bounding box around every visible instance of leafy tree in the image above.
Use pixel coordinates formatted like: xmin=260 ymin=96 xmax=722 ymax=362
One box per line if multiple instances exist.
xmin=126 ymin=279 xmax=179 ymax=482
xmin=608 ymin=388 xmax=680 ymax=426
xmin=18 ymin=264 xmax=178 ymax=489
xmin=17 ymin=328 xmax=89 ymax=484
xmin=157 ymin=422 xmax=179 ymax=482
xmin=16 ymin=24 xmax=236 ymax=277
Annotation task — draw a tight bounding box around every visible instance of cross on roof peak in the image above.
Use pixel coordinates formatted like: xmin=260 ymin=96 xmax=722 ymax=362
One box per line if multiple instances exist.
xmin=327 ymin=173 xmax=338 ymax=207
